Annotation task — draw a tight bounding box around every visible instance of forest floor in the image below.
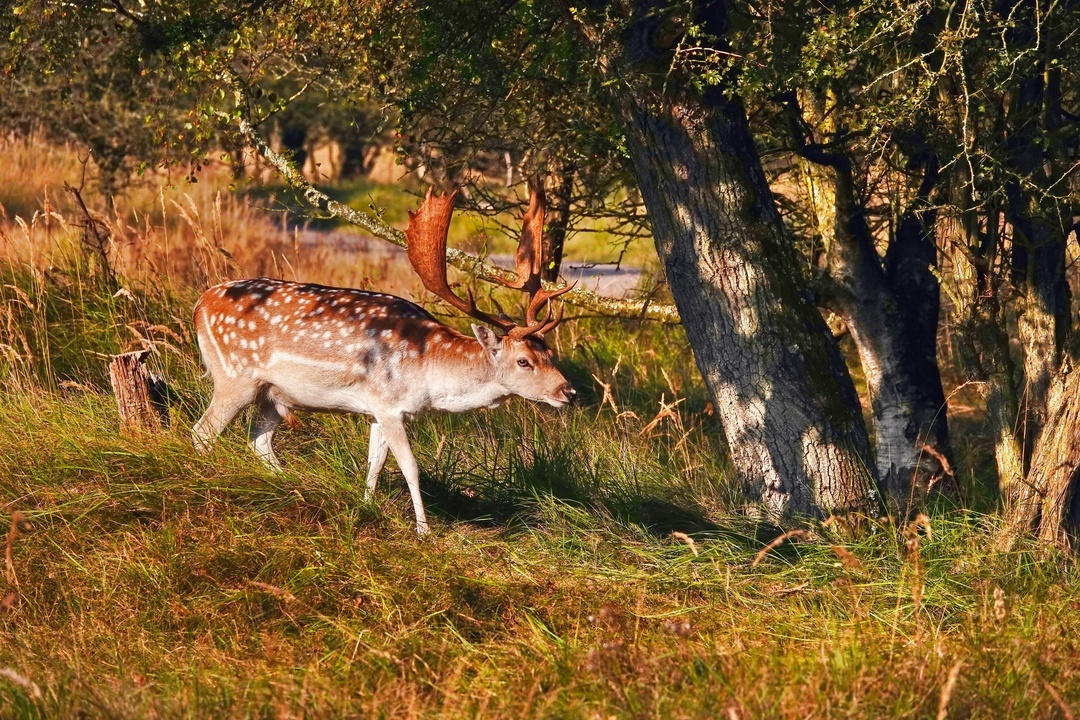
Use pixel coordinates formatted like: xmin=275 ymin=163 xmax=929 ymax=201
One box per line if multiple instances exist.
xmin=0 ymin=138 xmax=1077 ymax=718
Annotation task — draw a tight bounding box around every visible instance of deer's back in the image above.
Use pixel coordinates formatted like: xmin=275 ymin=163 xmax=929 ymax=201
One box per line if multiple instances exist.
xmin=194 ymin=278 xmax=477 ymax=415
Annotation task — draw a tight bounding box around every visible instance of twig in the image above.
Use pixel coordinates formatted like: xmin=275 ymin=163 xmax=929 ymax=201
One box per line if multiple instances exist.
xmin=936 ymin=661 xmax=963 ymax=720
xmin=1043 ymin=679 xmax=1076 ymax=720
xmin=63 ymin=182 xmax=116 ymax=287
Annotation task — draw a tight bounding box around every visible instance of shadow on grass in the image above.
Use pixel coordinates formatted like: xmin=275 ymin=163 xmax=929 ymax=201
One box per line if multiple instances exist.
xmin=419 ymin=474 xmax=722 ymax=536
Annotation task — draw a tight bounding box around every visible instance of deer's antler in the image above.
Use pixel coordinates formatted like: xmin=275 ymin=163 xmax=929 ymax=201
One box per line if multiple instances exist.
xmin=405 ymin=188 xmax=516 ymax=333
xmin=405 ymin=182 xmax=572 ymax=338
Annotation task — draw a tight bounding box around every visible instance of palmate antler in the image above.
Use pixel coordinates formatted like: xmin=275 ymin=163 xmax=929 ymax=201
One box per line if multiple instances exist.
xmin=405 ymin=180 xmax=572 ymax=338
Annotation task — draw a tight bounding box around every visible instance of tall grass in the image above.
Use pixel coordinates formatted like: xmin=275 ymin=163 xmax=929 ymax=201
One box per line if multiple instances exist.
xmin=0 ymin=138 xmax=1076 ymax=718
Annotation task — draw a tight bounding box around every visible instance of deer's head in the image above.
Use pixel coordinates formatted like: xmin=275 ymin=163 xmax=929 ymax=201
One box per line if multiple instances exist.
xmin=405 ymin=181 xmax=576 ymax=407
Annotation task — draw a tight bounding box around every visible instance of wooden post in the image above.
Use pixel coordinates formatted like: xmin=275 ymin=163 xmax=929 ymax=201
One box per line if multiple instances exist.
xmin=108 ymin=350 xmax=168 ymax=433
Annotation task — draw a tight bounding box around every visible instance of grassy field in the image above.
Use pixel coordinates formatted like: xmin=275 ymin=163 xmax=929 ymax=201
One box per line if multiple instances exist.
xmin=0 ymin=138 xmax=1078 ymax=718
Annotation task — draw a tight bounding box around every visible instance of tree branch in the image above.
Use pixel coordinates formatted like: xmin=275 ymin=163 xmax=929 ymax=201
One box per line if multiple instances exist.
xmin=235 ymin=116 xmax=681 ymax=323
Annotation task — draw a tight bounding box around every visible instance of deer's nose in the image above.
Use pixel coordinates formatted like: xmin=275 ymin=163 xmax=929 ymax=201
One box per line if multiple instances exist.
xmin=558 ymin=383 xmax=577 ymax=402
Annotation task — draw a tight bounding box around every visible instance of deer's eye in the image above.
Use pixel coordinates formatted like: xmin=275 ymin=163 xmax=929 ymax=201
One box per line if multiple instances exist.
xmin=517 ymin=358 xmax=532 ymax=369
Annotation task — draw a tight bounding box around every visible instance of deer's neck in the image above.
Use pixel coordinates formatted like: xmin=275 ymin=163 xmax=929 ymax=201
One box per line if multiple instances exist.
xmin=427 ymin=333 xmax=509 ymax=412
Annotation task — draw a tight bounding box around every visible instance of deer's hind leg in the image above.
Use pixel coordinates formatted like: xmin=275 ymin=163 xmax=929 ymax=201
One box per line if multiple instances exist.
xmin=249 ymin=389 xmax=287 ymax=471
xmin=192 ymin=381 xmax=257 ymax=454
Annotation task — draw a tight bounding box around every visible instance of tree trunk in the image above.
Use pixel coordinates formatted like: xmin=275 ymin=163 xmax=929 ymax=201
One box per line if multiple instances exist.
xmin=1000 ymin=356 xmax=1080 ymax=547
xmin=820 ymin=159 xmax=949 ymax=509
xmin=108 ymin=350 xmax=168 ymax=433
xmin=566 ymin=0 xmax=879 ymax=519
xmin=780 ymin=91 xmax=949 ymax=510
xmin=973 ymin=310 xmax=1026 ymax=505
xmin=1031 ymin=360 xmax=1080 ymax=546
xmin=542 ymin=161 xmax=575 ymax=282
xmin=883 ymin=178 xmax=951 ymax=496
xmin=1003 ymin=71 xmax=1072 ymax=461
xmin=1006 ymin=188 xmax=1070 ymax=457
xmin=619 ymin=93 xmax=877 ymax=517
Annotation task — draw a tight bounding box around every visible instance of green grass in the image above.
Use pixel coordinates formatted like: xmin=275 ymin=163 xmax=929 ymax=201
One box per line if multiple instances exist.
xmin=0 ymin=250 xmax=1078 ymax=718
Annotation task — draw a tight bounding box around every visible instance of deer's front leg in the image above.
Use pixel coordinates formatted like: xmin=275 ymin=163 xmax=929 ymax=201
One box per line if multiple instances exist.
xmin=365 ymin=421 xmax=389 ymax=500
xmin=376 ymin=415 xmax=429 ymax=535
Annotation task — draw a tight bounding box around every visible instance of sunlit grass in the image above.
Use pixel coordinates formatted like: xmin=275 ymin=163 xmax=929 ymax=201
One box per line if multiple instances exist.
xmin=0 ymin=139 xmax=1077 ymax=718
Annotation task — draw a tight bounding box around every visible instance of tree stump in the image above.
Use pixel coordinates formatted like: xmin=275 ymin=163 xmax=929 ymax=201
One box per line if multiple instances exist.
xmin=108 ymin=350 xmax=168 ymax=433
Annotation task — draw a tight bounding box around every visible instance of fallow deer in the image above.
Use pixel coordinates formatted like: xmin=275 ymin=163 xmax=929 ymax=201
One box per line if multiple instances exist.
xmin=192 ymin=183 xmax=575 ymax=534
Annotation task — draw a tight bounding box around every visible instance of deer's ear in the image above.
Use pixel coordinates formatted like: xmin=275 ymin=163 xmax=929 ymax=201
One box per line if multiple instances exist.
xmin=471 ymin=324 xmax=501 ymax=358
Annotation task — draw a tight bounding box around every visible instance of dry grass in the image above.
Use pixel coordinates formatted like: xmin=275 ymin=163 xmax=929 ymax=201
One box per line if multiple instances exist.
xmin=0 ymin=134 xmax=426 ymax=299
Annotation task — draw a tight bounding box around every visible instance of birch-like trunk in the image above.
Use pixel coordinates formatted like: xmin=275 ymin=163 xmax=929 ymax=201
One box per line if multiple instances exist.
xmin=824 ymin=163 xmax=950 ymax=509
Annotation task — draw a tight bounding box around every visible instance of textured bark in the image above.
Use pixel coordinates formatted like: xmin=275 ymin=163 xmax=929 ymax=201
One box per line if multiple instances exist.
xmin=617 ymin=91 xmax=877 ymax=517
xmin=1003 ymin=71 xmax=1072 ymax=457
xmin=941 ymin=181 xmax=1026 ymax=503
xmin=975 ymin=313 xmax=1026 ymax=502
xmin=109 ymin=350 xmax=167 ymax=433
xmin=993 ymin=55 xmax=1079 ymax=549
xmin=883 ymin=181 xmax=951 ymax=494
xmin=1006 ymin=192 xmax=1070 ymax=454
xmin=1031 ymin=361 xmax=1080 ymax=545
xmin=781 ymin=91 xmax=948 ymax=509
xmin=1001 ymin=357 xmax=1080 ymax=546
xmin=561 ymin=0 xmax=879 ymax=518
